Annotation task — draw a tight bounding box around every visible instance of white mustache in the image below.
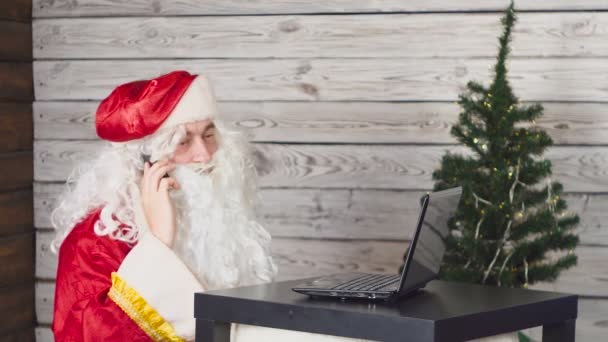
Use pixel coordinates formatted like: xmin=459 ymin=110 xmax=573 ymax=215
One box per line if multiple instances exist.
xmin=170 ymin=162 xmax=215 ymax=178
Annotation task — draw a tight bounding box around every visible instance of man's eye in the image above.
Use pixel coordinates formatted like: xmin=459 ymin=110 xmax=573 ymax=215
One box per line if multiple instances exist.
xmin=204 ymin=134 xmax=215 ymax=139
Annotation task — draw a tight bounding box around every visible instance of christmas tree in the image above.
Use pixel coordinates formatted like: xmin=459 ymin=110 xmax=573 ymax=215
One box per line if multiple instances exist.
xmin=399 ymin=2 xmax=579 ymax=288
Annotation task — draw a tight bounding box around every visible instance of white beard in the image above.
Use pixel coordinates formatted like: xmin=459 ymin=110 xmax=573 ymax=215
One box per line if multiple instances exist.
xmin=167 ymin=162 xmax=278 ymax=291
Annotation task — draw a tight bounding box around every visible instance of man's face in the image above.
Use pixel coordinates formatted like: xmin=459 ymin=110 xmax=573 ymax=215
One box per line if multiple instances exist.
xmin=170 ymin=119 xmax=218 ymax=164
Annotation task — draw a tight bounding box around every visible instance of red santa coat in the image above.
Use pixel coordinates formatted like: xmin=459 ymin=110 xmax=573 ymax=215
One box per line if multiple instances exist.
xmin=53 ymin=207 xmax=150 ymax=341
xmin=52 ymin=207 xmax=204 ymax=342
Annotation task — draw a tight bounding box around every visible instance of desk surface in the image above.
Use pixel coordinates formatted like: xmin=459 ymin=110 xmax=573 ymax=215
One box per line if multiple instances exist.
xmin=195 ymin=276 xmax=577 ymax=341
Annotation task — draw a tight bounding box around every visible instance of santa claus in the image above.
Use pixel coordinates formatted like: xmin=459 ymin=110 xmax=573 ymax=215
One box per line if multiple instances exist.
xmin=49 ymin=70 xmax=517 ymax=342
xmin=48 ymin=70 xmax=369 ymax=342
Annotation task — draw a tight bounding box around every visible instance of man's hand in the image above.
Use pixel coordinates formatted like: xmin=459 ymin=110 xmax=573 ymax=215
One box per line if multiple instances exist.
xmin=140 ymin=159 xmax=180 ymax=248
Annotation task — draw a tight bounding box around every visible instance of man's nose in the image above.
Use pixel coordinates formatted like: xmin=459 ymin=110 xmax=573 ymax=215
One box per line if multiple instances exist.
xmin=191 ymin=139 xmax=212 ymax=164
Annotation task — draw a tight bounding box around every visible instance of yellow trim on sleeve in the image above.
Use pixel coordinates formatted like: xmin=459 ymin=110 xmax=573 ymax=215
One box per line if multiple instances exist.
xmin=108 ymin=272 xmax=186 ymax=342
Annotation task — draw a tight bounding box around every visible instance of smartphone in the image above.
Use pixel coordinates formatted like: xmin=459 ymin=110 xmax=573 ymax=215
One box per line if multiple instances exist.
xmin=142 ymin=154 xmax=170 ymax=178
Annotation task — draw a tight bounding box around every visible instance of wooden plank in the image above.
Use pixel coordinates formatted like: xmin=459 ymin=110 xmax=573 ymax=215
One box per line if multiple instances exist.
xmin=33 ymin=183 xmax=608 ymax=246
xmin=0 ymin=151 xmax=32 ymax=191
xmin=35 ymin=283 xmax=53 ymax=325
xmin=33 ymin=101 xmax=608 ymax=145
xmin=33 ymin=58 xmax=608 ymax=102
xmin=0 ymin=0 xmax=31 ymax=22
xmin=32 ymin=0 xmax=608 ymax=17
xmin=1 ymin=327 xmax=35 ymax=342
xmin=32 ymin=140 xmax=453 ymax=187
xmin=32 ymin=13 xmax=608 ymax=59
xmin=35 ymin=231 xmax=56 ymax=280
xmin=1 ymin=102 xmax=32 ymax=152
xmin=0 ymin=284 xmax=34 ymax=336
xmin=0 ymin=189 xmax=32 ymax=237
xmin=0 ymin=232 xmax=34 ymax=288
xmin=0 ymin=21 xmax=31 ymax=61
xmin=35 ymin=231 xmax=608 ymax=296
xmin=35 ymin=289 xmax=608 ymax=341
xmin=0 ymin=63 xmax=32 ymax=101
xmin=563 ymin=193 xmax=608 ymax=247
xmin=33 ymin=100 xmax=459 ymax=143
xmin=33 ymin=140 xmax=608 ymax=192
xmin=35 ymin=327 xmax=52 ymax=342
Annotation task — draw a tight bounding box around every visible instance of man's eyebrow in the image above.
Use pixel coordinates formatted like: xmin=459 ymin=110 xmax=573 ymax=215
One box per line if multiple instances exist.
xmin=203 ymin=123 xmax=216 ymax=133
xmin=185 ymin=123 xmax=216 ymax=136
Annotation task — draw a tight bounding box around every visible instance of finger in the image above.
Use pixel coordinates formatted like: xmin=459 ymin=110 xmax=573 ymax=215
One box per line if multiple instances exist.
xmin=159 ymin=178 xmax=180 ymax=192
xmin=141 ymin=161 xmax=152 ymax=194
xmin=141 ymin=161 xmax=150 ymax=194
xmin=150 ymin=164 xmax=176 ymax=189
xmin=158 ymin=177 xmax=175 ymax=193
xmin=146 ymin=159 xmax=168 ymax=183
xmin=148 ymin=158 xmax=170 ymax=172
xmin=158 ymin=178 xmax=168 ymax=193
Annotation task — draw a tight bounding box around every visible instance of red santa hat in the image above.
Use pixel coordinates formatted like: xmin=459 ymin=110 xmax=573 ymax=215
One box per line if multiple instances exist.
xmin=95 ymin=70 xmax=220 ymax=142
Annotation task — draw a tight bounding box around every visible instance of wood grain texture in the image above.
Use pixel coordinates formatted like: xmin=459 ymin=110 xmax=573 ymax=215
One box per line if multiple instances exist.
xmin=0 ymin=102 xmax=32 ymax=152
xmin=0 ymin=0 xmax=31 ymax=22
xmin=531 ymin=245 xmax=608 ymax=297
xmin=0 ymin=63 xmax=32 ymax=101
xmin=34 ymin=231 xmax=608 ymax=297
xmin=0 ymin=189 xmax=32 ymax=237
xmin=0 ymin=232 xmax=34 ymax=288
xmin=0 ymin=21 xmax=31 ymax=61
xmin=0 ymin=151 xmax=32 ymax=191
xmin=0 ymin=284 xmax=34 ymax=336
xmin=32 ymin=0 xmax=608 ymax=17
xmin=2 ymin=0 xmax=34 ymax=332
xmin=33 ymin=101 xmax=608 ymax=145
xmin=32 ymin=13 xmax=608 ymax=59
xmin=33 ymin=183 xmax=608 ymax=246
xmin=33 ymin=58 xmax=608 ymax=102
xmin=35 ymin=327 xmax=52 ymax=342
xmin=33 ymin=140 xmax=608 ymax=192
xmin=0 ymin=327 xmax=35 ymax=342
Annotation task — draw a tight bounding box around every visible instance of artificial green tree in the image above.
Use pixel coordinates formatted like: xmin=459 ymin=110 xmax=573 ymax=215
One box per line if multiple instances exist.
xmin=400 ymin=2 xmax=579 ymax=288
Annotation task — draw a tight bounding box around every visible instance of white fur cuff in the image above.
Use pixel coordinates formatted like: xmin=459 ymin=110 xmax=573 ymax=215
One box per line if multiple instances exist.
xmin=117 ymin=232 xmax=205 ymax=341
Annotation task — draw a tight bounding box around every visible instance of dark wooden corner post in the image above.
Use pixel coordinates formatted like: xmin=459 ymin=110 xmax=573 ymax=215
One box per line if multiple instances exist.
xmin=0 ymin=0 xmax=35 ymax=340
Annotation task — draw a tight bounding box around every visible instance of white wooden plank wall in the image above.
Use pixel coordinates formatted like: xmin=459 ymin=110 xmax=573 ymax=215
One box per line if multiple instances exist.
xmin=32 ymin=1 xmax=608 ymax=341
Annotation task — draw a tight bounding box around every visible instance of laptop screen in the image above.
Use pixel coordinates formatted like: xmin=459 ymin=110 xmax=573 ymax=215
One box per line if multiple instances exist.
xmin=399 ymin=187 xmax=462 ymax=293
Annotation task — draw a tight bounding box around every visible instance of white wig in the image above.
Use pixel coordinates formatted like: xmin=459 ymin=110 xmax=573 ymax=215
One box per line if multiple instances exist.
xmin=50 ymin=119 xmax=255 ymax=253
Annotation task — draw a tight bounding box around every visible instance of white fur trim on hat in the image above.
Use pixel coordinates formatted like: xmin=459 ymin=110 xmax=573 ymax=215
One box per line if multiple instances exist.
xmin=158 ymin=74 xmax=219 ymax=131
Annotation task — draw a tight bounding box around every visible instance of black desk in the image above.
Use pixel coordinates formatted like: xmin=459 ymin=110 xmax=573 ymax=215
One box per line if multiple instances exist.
xmin=194 ymin=277 xmax=577 ymax=342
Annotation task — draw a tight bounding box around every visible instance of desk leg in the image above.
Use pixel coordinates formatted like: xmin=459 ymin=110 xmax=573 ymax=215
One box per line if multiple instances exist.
xmin=542 ymin=319 xmax=575 ymax=342
xmin=196 ymin=319 xmax=230 ymax=342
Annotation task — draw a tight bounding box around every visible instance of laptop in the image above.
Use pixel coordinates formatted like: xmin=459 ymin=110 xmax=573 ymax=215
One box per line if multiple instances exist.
xmin=292 ymin=186 xmax=462 ymax=302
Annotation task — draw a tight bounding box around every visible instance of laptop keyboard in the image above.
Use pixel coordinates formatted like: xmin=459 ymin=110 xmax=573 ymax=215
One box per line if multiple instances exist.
xmin=331 ymin=273 xmax=400 ymax=291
